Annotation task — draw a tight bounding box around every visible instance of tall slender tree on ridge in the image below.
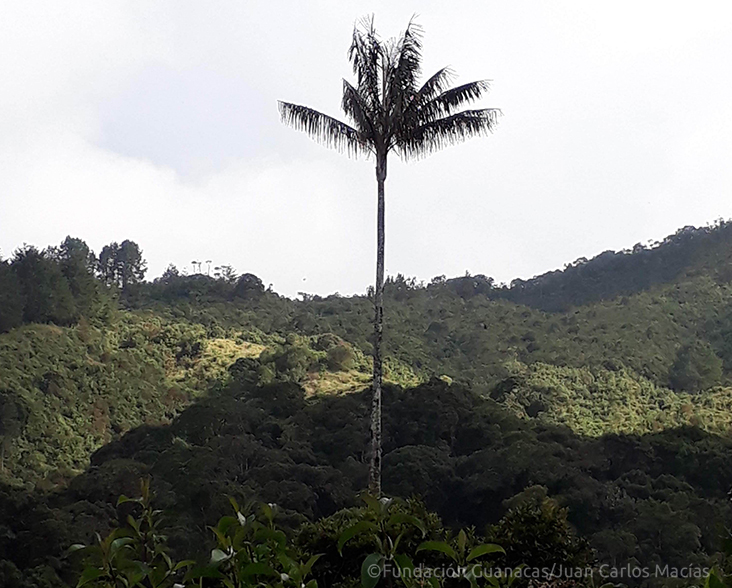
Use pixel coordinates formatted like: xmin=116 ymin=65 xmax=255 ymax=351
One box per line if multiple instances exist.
xmin=279 ymin=17 xmax=500 ymax=496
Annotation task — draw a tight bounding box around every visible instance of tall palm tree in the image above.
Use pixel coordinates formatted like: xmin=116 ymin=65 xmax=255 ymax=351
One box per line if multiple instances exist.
xmin=279 ymin=17 xmax=500 ymax=496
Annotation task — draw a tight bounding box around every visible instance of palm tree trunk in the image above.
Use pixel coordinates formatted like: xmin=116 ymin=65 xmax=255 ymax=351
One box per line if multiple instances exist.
xmin=369 ymin=153 xmax=387 ymax=497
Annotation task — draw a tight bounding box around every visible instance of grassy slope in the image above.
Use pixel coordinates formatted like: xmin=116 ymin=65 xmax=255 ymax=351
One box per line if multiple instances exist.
xmin=0 ymin=310 xmax=419 ymax=487
xmin=118 ymin=269 xmax=732 ymax=438
xmin=495 ymin=360 xmax=732 ymax=437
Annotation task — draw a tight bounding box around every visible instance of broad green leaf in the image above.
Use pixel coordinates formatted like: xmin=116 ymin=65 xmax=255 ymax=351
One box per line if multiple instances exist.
xmin=232 ymin=525 xmax=248 ymax=550
xmin=392 ymin=532 xmax=403 ymax=554
xmin=216 ymin=515 xmax=238 ymax=535
xmin=77 ymin=567 xmax=105 ymax=587
xmin=272 ymin=528 xmax=288 ymax=548
xmin=277 ymin=552 xmax=298 ymax=572
xmin=110 ymin=537 xmax=134 ymax=558
xmin=362 ymin=494 xmax=381 ymax=512
xmin=374 ymin=536 xmax=384 ymax=554
xmin=361 ymin=553 xmax=383 ymax=588
xmin=302 ymin=553 xmax=323 ymax=577
xmin=208 ymin=525 xmax=230 ymax=549
xmin=394 ymin=553 xmax=414 ymax=584
xmin=417 ymin=541 xmax=457 ymax=562
xmin=210 ymin=548 xmax=230 ymax=565
xmin=387 ymin=513 xmax=426 ymax=537
xmin=457 ymin=529 xmax=467 ymax=557
xmin=337 ymin=521 xmax=378 ymax=554
xmin=116 ymin=495 xmax=142 ymax=506
xmin=466 ymin=543 xmax=504 ymax=562
xmin=126 ymin=515 xmax=140 ymax=533
xmin=705 ymin=569 xmax=726 ymax=588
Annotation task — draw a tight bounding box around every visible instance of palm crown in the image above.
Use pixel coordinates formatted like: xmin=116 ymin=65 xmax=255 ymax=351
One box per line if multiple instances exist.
xmin=278 ymin=17 xmax=500 ymax=161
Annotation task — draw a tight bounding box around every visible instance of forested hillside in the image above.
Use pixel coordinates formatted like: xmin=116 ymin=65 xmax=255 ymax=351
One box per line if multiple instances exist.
xmin=3 ymin=222 xmax=732 ymax=586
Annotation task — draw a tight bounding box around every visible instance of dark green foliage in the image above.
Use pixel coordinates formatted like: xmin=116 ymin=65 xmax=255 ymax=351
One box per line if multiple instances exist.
xmin=0 ymin=315 xmax=216 ymax=486
xmin=13 ymin=246 xmax=77 ymax=325
xmin=31 ymin=383 xmax=732 ymax=577
xmin=669 ymin=341 xmax=724 ymax=392
xmin=125 ymin=229 xmax=732 ymax=398
xmin=258 ymin=339 xmax=318 ymax=384
xmin=98 ymin=240 xmax=147 ymax=291
xmin=71 ymin=486 xmax=505 ymax=588
xmin=54 ymin=237 xmax=109 ymax=320
xmin=0 ymin=261 xmax=24 ymax=333
xmin=327 ymin=344 xmax=356 ymax=371
xmin=0 ymin=393 xmax=27 ymax=473
xmin=7 ymin=222 xmax=732 ymax=585
xmin=150 ymin=269 xmax=236 ymax=302
xmin=487 ymin=487 xmax=592 ymax=569
xmin=234 ymin=273 xmax=265 ymax=299
xmin=0 ymin=238 xmax=112 ymax=333
xmin=296 ymin=497 xmax=447 ymax=588
xmin=493 ymin=220 xmax=732 ymax=311
xmin=0 ymin=379 xmax=731 ymax=585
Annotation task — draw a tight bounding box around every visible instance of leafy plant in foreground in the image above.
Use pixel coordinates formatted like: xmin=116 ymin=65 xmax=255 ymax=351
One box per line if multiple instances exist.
xmin=337 ymin=494 xmax=428 ymax=588
xmin=70 ymin=478 xmax=194 ymax=588
xmin=417 ymin=529 xmax=505 ymax=588
xmin=71 ymin=481 xmax=321 ymax=588
xmin=189 ymin=499 xmax=321 ymax=588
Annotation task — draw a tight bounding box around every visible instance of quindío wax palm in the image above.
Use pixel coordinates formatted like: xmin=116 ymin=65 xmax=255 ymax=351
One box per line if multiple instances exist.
xmin=279 ymin=17 xmax=500 ymax=497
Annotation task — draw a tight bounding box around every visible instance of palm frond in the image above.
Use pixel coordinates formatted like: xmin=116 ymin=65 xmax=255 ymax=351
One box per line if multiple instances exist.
xmin=384 ymin=17 xmax=423 ymax=109
xmin=341 ymin=80 xmax=377 ymax=142
xmin=418 ymin=80 xmax=492 ymax=122
xmin=278 ymin=101 xmax=368 ymax=157
xmin=415 ymin=67 xmax=455 ymax=102
xmin=348 ymin=17 xmax=383 ymax=114
xmin=382 ymin=19 xmax=424 ymax=145
xmin=394 ymin=67 xmax=455 ymax=139
xmin=399 ymin=108 xmax=501 ymax=160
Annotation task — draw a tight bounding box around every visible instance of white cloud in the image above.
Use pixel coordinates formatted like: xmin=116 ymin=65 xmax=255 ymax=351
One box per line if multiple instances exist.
xmin=1 ymin=0 xmax=731 ymax=296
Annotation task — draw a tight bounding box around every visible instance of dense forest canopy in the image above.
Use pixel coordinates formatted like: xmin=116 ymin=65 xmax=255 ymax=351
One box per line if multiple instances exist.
xmin=3 ymin=220 xmax=732 ymax=586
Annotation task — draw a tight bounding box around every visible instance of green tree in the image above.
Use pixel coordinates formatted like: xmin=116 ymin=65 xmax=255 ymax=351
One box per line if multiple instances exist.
xmin=0 ymin=261 xmax=24 ymax=332
xmin=279 ymin=17 xmax=500 ymax=496
xmin=234 ymin=273 xmax=265 ymax=300
xmin=488 ymin=487 xmax=593 ymax=570
xmin=669 ymin=341 xmax=723 ymax=392
xmin=55 ymin=237 xmax=106 ymax=319
xmin=12 ymin=246 xmax=77 ymax=325
xmin=98 ymin=240 xmax=147 ymax=291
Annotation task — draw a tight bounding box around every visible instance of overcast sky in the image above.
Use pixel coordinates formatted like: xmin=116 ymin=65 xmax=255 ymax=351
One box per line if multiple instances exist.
xmin=1 ymin=1 xmax=731 ymax=297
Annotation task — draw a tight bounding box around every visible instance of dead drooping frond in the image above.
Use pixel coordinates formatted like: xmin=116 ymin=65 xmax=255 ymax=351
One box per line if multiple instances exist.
xmin=278 ymin=101 xmax=368 ymax=157
xmin=278 ymin=16 xmax=499 ymax=160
